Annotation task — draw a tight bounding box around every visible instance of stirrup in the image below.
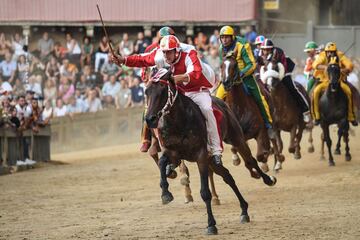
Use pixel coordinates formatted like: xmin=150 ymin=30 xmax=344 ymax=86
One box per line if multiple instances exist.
xmin=303 ymin=111 xmax=311 ymax=123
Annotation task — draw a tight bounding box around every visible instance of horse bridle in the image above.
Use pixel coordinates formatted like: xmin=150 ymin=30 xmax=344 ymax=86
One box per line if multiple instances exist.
xmin=155 ymin=79 xmax=179 ymax=118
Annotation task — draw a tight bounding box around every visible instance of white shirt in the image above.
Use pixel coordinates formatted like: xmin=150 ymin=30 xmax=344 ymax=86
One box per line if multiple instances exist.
xmin=54 ymin=106 xmax=67 ymax=117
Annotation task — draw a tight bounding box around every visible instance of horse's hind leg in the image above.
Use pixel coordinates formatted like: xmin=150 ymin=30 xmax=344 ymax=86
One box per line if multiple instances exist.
xmin=294 ymin=126 xmax=304 ymax=159
xmin=235 ymin=139 xmax=277 ymax=186
xmin=210 ymin=162 xmax=250 ymax=224
xmin=270 ymin=130 xmax=285 ymax=172
xmin=334 ymin=127 xmax=343 ymax=155
xmin=288 ymin=127 xmax=296 ymax=154
xmin=209 ymin=169 xmax=220 ymax=205
xmin=231 ymin=146 xmax=241 ymax=166
xmin=320 ymin=132 xmax=326 ymax=161
xmin=179 ymin=160 xmax=193 ymax=203
xmin=307 ymin=128 xmax=315 ymax=153
xmin=197 ymin=160 xmax=217 ymax=235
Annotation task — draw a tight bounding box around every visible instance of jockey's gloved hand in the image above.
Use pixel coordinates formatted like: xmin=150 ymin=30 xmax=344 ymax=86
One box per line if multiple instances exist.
xmin=239 ymin=71 xmax=245 ymax=79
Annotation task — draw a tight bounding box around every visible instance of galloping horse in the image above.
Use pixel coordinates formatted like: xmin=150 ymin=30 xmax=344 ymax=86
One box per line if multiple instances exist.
xmin=221 ymin=52 xmax=284 ymax=172
xmin=145 ymin=68 xmax=276 ymax=234
xmin=260 ymin=58 xmax=314 ymax=170
xmin=318 ymin=57 xmax=351 ymax=166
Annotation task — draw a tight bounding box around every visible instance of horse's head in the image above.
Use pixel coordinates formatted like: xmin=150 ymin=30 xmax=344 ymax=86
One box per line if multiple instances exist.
xmin=220 ymin=51 xmax=239 ymax=91
xmin=145 ymin=68 xmax=178 ymax=128
xmin=260 ymin=57 xmax=285 ymax=91
xmin=327 ymin=56 xmax=341 ymax=92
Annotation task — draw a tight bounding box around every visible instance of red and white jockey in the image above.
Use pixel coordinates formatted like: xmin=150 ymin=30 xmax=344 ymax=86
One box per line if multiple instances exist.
xmin=111 ymin=35 xmax=223 ymax=165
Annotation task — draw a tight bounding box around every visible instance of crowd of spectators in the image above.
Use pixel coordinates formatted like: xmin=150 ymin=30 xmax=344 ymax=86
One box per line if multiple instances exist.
xmin=0 ymin=25 xmax=359 ymax=133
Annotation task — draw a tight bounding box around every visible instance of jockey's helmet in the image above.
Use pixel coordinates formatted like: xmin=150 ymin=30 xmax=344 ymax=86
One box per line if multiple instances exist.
xmin=255 ymin=35 xmax=265 ymax=45
xmin=325 ymin=42 xmax=337 ymax=52
xmin=261 ymin=39 xmax=274 ymax=49
xmin=304 ymin=41 xmax=318 ymax=52
xmin=159 ymin=26 xmax=175 ymax=38
xmin=160 ymin=35 xmax=180 ymax=52
xmin=220 ymin=26 xmax=235 ymax=38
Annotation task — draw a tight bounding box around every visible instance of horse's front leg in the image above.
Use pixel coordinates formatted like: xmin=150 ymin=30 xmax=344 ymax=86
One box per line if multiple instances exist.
xmin=159 ymin=154 xmax=174 ymax=204
xmin=334 ymin=127 xmax=343 ymax=155
xmin=179 ymin=160 xmax=193 ymax=204
xmin=294 ymin=125 xmax=304 ymax=159
xmin=197 ymin=159 xmax=217 ymax=235
xmin=209 ymin=169 xmax=220 ymax=205
xmin=321 ymin=124 xmax=335 ymax=166
xmin=307 ymin=127 xmax=315 ymax=153
xmin=341 ymin=122 xmax=351 ymax=161
xmin=288 ymin=127 xmax=296 ymax=154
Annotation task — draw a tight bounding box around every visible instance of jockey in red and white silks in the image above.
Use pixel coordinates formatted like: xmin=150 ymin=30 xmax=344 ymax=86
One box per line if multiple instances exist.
xmin=112 ymin=35 xmax=222 ymax=164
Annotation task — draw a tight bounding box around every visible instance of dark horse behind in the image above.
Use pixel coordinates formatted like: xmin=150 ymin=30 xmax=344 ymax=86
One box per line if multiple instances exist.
xmin=144 ymin=68 xmax=276 ymax=235
xmin=319 ymin=57 xmax=352 ymax=166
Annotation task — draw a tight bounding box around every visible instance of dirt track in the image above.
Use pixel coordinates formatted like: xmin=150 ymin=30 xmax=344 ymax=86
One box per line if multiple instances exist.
xmin=1 ymin=127 xmax=360 ymax=240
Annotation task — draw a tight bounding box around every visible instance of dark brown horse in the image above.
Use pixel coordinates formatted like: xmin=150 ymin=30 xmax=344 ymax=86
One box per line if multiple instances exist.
xmin=220 ymin=52 xmax=284 ymax=172
xmin=145 ymin=68 xmax=276 ymax=234
xmin=260 ymin=59 xmax=314 ymax=170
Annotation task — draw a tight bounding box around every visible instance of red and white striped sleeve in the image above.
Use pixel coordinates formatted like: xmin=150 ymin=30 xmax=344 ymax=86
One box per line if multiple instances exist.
xmin=125 ymin=49 xmax=157 ymax=68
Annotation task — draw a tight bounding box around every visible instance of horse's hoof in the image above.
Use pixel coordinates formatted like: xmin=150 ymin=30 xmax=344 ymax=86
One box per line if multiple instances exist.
xmin=334 ymin=149 xmax=341 ymax=155
xmin=184 ymin=195 xmax=194 ymax=204
xmin=167 ymin=170 xmax=177 ymax=179
xmin=232 ymin=154 xmax=241 ymax=166
xmin=180 ymin=175 xmax=190 ymax=186
xmin=212 ymin=197 xmax=221 ymax=206
xmin=240 ymin=214 xmax=250 ymax=224
xmin=328 ymin=161 xmax=335 ymax=167
xmin=279 ymin=154 xmax=285 ymax=163
xmin=161 ymin=192 xmax=174 ymax=204
xmin=294 ymin=153 xmax=301 ymax=160
xmin=345 ymin=154 xmax=351 ymax=161
xmin=288 ymin=147 xmax=295 ymax=154
xmin=308 ymin=146 xmax=315 ymax=153
xmin=206 ymin=226 xmax=218 ymax=235
xmin=269 ymin=176 xmax=277 ymax=186
xmin=260 ymin=163 xmax=269 ymax=173
xmin=274 ymin=161 xmax=282 ymax=171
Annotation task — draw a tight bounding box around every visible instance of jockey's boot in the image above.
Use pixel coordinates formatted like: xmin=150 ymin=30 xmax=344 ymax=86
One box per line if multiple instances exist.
xmin=303 ymin=111 xmax=311 ymax=123
xmin=140 ymin=141 xmax=151 ymax=152
xmin=212 ymin=155 xmax=223 ymax=166
xmin=314 ymin=119 xmax=321 ymax=126
xmin=351 ymin=120 xmax=358 ymax=126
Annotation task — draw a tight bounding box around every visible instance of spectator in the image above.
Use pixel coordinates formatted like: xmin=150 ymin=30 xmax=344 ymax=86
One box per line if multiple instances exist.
xmin=0 ymin=77 xmax=13 ymax=94
xmin=29 ymin=54 xmax=45 ymax=85
xmin=80 ymin=36 xmax=94 ymax=68
xmin=25 ymin=97 xmax=43 ymax=132
xmin=115 ymin=78 xmax=131 ymax=109
xmin=0 ymin=33 xmax=11 ymax=62
xmin=134 ymin=32 xmax=150 ymax=54
xmin=52 ymin=42 xmax=67 ymax=61
xmin=0 ymin=52 xmax=17 ymax=84
xmin=66 ymin=96 xmax=84 ymax=116
xmin=11 ymin=33 xmax=25 ymax=60
xmin=25 ymin=75 xmax=42 ymax=97
xmin=65 ymin=33 xmax=81 ymax=65
xmin=43 ymin=79 xmax=57 ymax=107
xmin=53 ymin=98 xmax=67 ymax=117
xmin=82 ymin=65 xmax=98 ymax=88
xmin=41 ymin=99 xmax=53 ymax=125
xmin=38 ymin=32 xmax=54 ymax=62
xmin=209 ymin=29 xmax=220 ymax=47
xmin=59 ymin=58 xmax=78 ymax=84
xmin=58 ymin=76 xmax=75 ymax=104
xmin=100 ymin=55 xmax=121 ymax=82
xmin=95 ymin=36 xmax=109 ymax=72
xmin=74 ymin=89 xmax=88 ymax=112
xmin=244 ymin=25 xmax=257 ymax=45
xmin=45 ymin=55 xmax=61 ymax=85
xmin=186 ymin=36 xmax=194 ymax=46
xmin=15 ymin=95 xmax=30 ymax=121
xmin=194 ymin=32 xmax=209 ymax=52
xmin=86 ymin=89 xmax=102 ymax=112
xmin=17 ymin=54 xmax=29 ymax=83
xmin=130 ymin=76 xmax=144 ymax=107
xmin=118 ymin=33 xmax=134 ymax=56
xmin=205 ymin=46 xmax=221 ymax=81
xmin=8 ymin=106 xmax=21 ymax=129
xmin=101 ymin=75 xmax=120 ymax=107
xmin=75 ymin=74 xmax=89 ymax=96
xmin=12 ymin=78 xmax=26 ymax=97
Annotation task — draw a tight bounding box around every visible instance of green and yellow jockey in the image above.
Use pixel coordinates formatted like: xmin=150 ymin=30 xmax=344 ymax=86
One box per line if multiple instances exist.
xmin=216 ymin=25 xmax=272 ymax=128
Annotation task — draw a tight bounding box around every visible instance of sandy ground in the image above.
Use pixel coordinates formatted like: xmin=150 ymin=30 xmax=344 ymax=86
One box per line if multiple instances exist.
xmin=1 ymin=127 xmax=360 ymax=240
